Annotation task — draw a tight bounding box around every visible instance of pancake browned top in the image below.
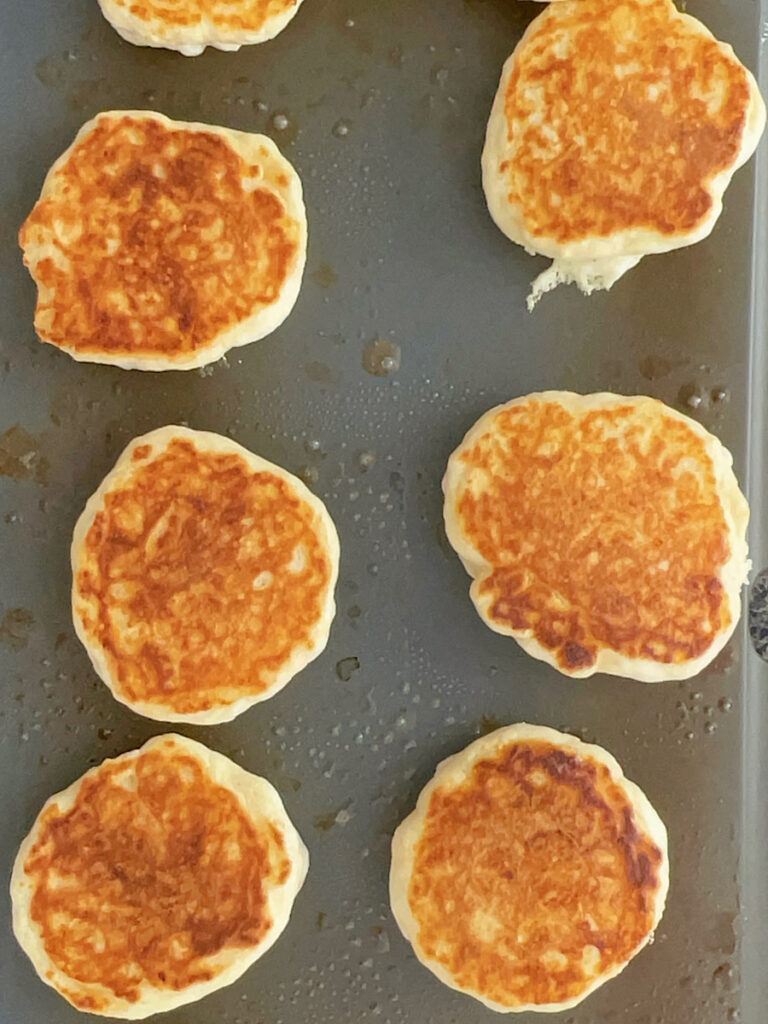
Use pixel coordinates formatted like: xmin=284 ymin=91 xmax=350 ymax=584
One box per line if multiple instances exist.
xmin=109 ymin=0 xmax=298 ymax=32
xmin=20 ymin=112 xmax=302 ymax=365
xmin=499 ymin=0 xmax=753 ymax=244
xmin=408 ymin=737 xmax=665 ymax=1009
xmin=445 ymin=394 xmax=744 ymax=676
xmin=20 ymin=738 xmax=290 ymax=1014
xmin=73 ymin=432 xmax=335 ymax=718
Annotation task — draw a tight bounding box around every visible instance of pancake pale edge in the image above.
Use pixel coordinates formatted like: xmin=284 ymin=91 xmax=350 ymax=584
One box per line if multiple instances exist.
xmin=482 ymin=0 xmax=766 ymax=307
xmin=390 ymin=723 xmax=669 ymax=1013
xmin=71 ymin=426 xmax=340 ymax=724
xmin=98 ymin=0 xmax=305 ymax=56
xmin=443 ymin=392 xmax=750 ymax=681
xmin=10 ymin=734 xmax=309 ymax=1019
xmin=20 ymin=110 xmax=307 ymax=370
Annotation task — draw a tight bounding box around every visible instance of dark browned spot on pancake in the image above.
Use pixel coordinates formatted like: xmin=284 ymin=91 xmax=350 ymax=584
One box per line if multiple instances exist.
xmin=500 ymin=0 xmax=751 ymax=243
xmin=20 ymin=115 xmax=300 ymax=361
xmin=115 ymin=0 xmax=297 ymax=31
xmin=75 ymin=437 xmax=333 ymax=715
xmin=409 ymin=739 xmax=664 ymax=1008
xmin=456 ymin=399 xmax=732 ymax=670
xmin=24 ymin=741 xmax=290 ymax=1009
xmin=564 ymin=642 xmax=595 ymax=670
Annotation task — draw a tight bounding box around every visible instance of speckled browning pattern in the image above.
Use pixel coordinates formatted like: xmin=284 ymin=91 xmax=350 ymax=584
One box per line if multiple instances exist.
xmin=21 ymin=740 xmax=289 ymax=1012
xmin=109 ymin=0 xmax=297 ymax=32
xmin=452 ymin=397 xmax=734 ymax=672
xmin=74 ymin=436 xmax=334 ymax=716
xmin=20 ymin=113 xmax=301 ymax=363
xmin=408 ymin=739 xmax=664 ymax=1008
xmin=498 ymin=0 xmax=751 ymax=243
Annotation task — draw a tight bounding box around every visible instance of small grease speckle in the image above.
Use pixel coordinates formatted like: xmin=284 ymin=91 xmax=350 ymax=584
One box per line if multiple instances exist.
xmin=269 ymin=112 xmax=299 ymax=144
xmin=0 ymin=426 xmax=49 ymax=483
xmin=0 ymin=608 xmax=34 ymax=651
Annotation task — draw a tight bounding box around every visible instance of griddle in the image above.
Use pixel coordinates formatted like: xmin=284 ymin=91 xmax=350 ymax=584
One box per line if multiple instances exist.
xmin=0 ymin=1 xmax=766 ymax=1022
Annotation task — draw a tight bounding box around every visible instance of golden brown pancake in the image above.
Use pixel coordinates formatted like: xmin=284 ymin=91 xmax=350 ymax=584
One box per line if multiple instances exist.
xmin=11 ymin=734 xmax=308 ymax=1018
xmin=482 ymin=0 xmax=766 ymax=306
xmin=71 ymin=427 xmax=339 ymax=723
xmin=99 ymin=0 xmax=304 ymax=55
xmin=99 ymin=0 xmax=307 ymax=55
xmin=390 ymin=724 xmax=669 ymax=1013
xmin=20 ymin=111 xmax=306 ymax=370
xmin=443 ymin=392 xmax=750 ymax=681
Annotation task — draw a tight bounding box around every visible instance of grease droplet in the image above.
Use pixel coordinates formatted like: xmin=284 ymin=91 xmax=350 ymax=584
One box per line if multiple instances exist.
xmin=363 ymin=339 xmax=401 ymax=377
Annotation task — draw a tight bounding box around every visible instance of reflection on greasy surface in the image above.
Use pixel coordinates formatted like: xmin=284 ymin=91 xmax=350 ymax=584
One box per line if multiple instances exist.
xmin=75 ymin=437 xmax=334 ymax=715
xmin=409 ymin=740 xmax=664 ymax=1008
xmin=499 ymin=0 xmax=752 ymax=242
xmin=20 ymin=113 xmax=300 ymax=361
xmin=454 ymin=398 xmax=734 ymax=671
xmin=23 ymin=742 xmax=288 ymax=1012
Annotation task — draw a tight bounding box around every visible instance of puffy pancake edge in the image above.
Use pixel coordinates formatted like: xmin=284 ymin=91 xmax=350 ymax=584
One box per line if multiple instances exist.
xmin=98 ymin=0 xmax=305 ymax=56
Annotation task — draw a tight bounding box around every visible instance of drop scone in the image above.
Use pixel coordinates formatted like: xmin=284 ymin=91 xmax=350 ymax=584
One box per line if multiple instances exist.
xmin=390 ymin=724 xmax=668 ymax=1013
xmin=443 ymin=392 xmax=750 ymax=681
xmin=98 ymin=0 xmax=304 ymax=56
xmin=482 ymin=0 xmax=766 ymax=309
xmin=71 ymin=426 xmax=339 ymax=723
xmin=20 ymin=110 xmax=306 ymax=370
xmin=11 ymin=734 xmax=308 ymax=1018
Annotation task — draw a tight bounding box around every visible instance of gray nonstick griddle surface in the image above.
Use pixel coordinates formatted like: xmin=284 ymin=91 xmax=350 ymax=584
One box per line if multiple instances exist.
xmin=1 ymin=1 xmax=767 ymax=1022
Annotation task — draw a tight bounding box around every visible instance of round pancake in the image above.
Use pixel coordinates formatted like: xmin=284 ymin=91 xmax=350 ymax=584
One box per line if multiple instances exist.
xmin=11 ymin=733 xmax=308 ymax=1019
xmin=71 ymin=426 xmax=339 ymax=723
xmin=390 ymin=723 xmax=669 ymax=1013
xmin=482 ymin=0 xmax=766 ymax=308
xmin=98 ymin=0 xmax=304 ymax=56
xmin=443 ymin=391 xmax=750 ymax=681
xmin=20 ymin=110 xmax=306 ymax=370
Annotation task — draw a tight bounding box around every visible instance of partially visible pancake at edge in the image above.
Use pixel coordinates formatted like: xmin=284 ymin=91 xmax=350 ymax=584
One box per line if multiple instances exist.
xmin=482 ymin=0 xmax=766 ymax=307
xmin=443 ymin=391 xmax=750 ymax=681
xmin=98 ymin=0 xmax=304 ymax=56
xmin=390 ymin=723 xmax=669 ymax=1013
xmin=71 ymin=426 xmax=339 ymax=724
xmin=11 ymin=733 xmax=309 ymax=1019
xmin=20 ymin=110 xmax=307 ymax=370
